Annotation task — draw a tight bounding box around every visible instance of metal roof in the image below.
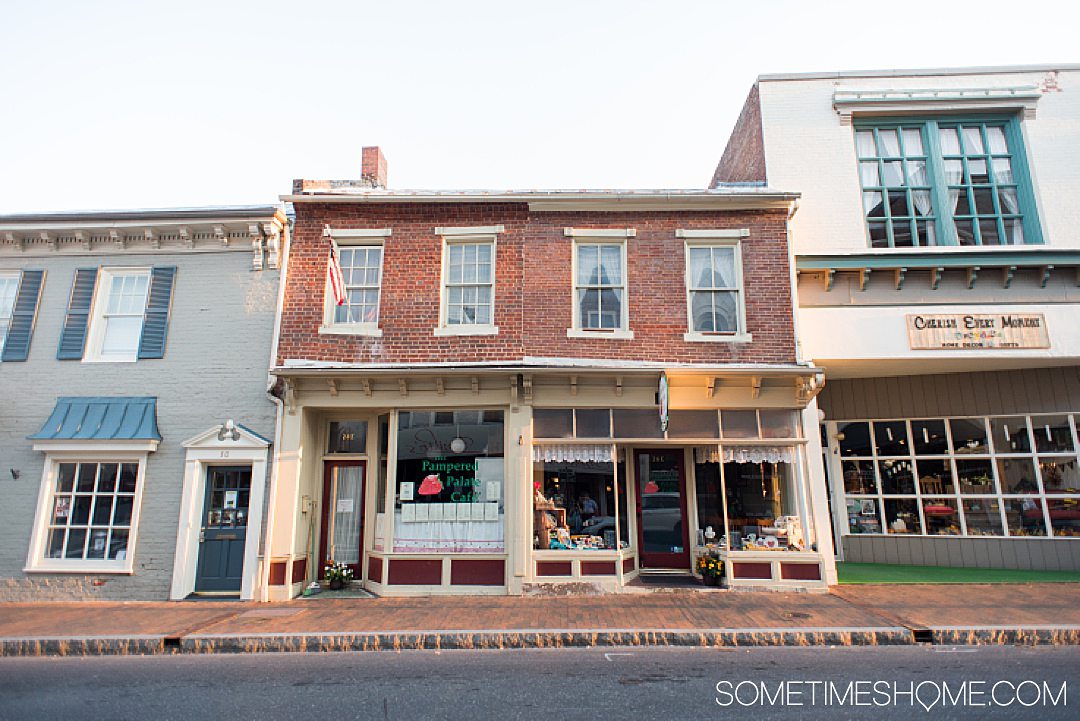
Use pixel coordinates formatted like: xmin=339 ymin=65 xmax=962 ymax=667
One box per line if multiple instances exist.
xmin=758 ymin=63 xmax=1080 ymax=83
xmin=0 ymin=205 xmax=285 ymax=226
xmin=28 ymin=397 xmax=161 ymax=441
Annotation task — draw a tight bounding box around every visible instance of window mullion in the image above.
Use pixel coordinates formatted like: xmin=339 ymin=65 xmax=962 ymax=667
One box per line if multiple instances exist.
xmin=923 ymin=120 xmax=958 ymax=246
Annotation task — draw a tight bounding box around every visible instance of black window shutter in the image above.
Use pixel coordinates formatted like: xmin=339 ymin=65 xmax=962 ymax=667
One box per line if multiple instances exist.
xmin=1 ymin=269 xmax=45 ymax=362
xmin=57 ymin=268 xmax=98 ymax=360
xmin=137 ymin=266 xmax=176 ymax=360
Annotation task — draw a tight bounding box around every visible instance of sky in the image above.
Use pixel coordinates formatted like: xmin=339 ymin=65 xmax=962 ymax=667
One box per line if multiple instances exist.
xmin=0 ymin=1 xmax=1076 ymax=212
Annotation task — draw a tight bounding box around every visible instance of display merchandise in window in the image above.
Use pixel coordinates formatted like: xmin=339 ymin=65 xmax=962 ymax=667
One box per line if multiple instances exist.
xmin=532 ymin=460 xmax=626 ymax=551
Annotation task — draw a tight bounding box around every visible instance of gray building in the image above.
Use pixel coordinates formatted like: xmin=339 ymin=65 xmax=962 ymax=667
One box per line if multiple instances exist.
xmin=0 ymin=206 xmax=287 ymax=600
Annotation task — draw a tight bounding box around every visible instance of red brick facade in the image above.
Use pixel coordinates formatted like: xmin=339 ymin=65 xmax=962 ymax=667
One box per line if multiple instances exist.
xmin=710 ymin=83 xmax=766 ymax=187
xmin=277 ymin=202 xmax=797 ymax=366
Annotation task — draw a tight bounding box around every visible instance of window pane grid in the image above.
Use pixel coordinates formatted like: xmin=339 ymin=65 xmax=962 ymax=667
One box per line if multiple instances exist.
xmin=576 ymin=243 xmax=624 ymax=330
xmin=836 ymin=414 xmax=1078 ymax=538
xmin=856 ymin=126 xmax=936 ymax=248
xmin=46 ymin=462 xmax=137 ymax=561
xmin=940 ymin=122 xmax=1022 ymax=246
xmin=335 ymin=246 xmax=382 ymax=324
xmin=687 ymin=245 xmax=739 ymax=333
xmin=445 ymin=242 xmax=493 ymax=326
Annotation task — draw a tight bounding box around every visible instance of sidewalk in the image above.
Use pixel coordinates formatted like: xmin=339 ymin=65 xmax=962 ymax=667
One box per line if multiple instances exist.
xmin=1 ymin=583 xmax=1077 ymax=656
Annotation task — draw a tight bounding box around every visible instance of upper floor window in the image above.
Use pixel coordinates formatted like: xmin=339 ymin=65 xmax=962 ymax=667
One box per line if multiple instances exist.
xmin=321 ymin=228 xmax=390 ymax=337
xmin=679 ymin=229 xmax=751 ymax=343
xmin=434 ymin=226 xmax=501 ymax=336
xmin=566 ymin=228 xmax=635 ymax=340
xmin=855 ymin=117 xmax=1040 ymax=248
xmin=58 ymin=266 xmax=176 ymax=362
xmin=0 ymin=271 xmax=19 ymax=352
xmin=336 ymin=245 xmax=383 ymax=324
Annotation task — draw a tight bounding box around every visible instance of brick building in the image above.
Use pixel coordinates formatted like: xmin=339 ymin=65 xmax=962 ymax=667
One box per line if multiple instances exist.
xmin=266 ymin=149 xmax=833 ymax=598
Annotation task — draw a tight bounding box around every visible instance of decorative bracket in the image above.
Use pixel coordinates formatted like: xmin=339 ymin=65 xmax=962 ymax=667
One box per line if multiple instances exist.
xmin=178 ymin=226 xmax=193 ymax=249
xmin=569 ymin=375 xmax=578 ymax=396
xmin=894 ymin=267 xmax=907 ymax=290
xmin=145 ymin=228 xmax=159 ymax=249
xmin=326 ymin=379 xmax=338 ymax=397
xmin=615 ymin=375 xmax=623 ymax=397
xmin=706 ymin=377 xmax=718 ymax=398
xmin=823 ymin=269 xmax=836 ymax=292
xmin=398 ymin=379 xmax=408 ymax=397
xmin=522 ymin=374 xmax=534 ymax=404
xmin=1002 ymin=265 xmax=1016 ymax=289
xmin=750 ymin=376 xmax=762 ymax=399
xmin=283 ymin=379 xmax=296 ymax=415
xmin=74 ymin=231 xmax=89 ymax=251
xmin=214 ymin=225 xmax=227 ymax=246
xmin=966 ymin=266 xmax=980 ymax=290
xmin=435 ymin=377 xmax=445 ymax=396
xmin=929 ymin=266 xmax=944 ymax=290
xmin=796 ymin=373 xmax=826 ymax=403
xmin=471 ymin=376 xmax=480 ymax=395
xmin=1039 ymin=265 xmax=1054 ymax=288
xmin=40 ymin=232 xmax=55 ymax=251
xmin=110 ymin=229 xmax=125 ymax=249
xmin=857 ymin=268 xmax=871 ymax=291
xmin=361 ymin=378 xmax=372 ymax=397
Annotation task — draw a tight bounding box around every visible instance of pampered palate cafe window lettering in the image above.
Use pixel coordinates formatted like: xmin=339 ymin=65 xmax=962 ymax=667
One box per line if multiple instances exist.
xmin=393 ymin=411 xmax=505 ymax=553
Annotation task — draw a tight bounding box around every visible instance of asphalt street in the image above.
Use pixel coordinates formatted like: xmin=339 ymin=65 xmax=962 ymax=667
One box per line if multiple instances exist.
xmin=0 ymin=645 xmax=1077 ymax=721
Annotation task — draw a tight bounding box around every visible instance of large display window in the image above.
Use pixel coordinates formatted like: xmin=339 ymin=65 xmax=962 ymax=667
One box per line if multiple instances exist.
xmin=835 ymin=413 xmax=1080 ymax=538
xmin=392 ymin=410 xmax=505 ymax=553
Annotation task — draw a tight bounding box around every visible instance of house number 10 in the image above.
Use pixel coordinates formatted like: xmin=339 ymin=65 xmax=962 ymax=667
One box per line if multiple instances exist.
xmin=220 ymin=451 xmax=230 ymax=458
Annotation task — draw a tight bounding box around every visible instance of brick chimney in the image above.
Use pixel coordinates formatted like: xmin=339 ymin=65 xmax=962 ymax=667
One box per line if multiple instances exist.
xmin=362 ymin=146 xmax=388 ymax=188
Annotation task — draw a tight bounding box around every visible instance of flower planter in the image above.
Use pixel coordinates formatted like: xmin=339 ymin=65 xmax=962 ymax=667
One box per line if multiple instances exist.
xmin=328 ymin=578 xmax=344 ymax=590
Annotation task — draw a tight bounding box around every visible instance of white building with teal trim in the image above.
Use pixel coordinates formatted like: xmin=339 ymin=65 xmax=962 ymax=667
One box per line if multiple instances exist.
xmin=0 ymin=207 xmax=287 ymax=600
xmin=713 ymin=64 xmax=1080 ymax=571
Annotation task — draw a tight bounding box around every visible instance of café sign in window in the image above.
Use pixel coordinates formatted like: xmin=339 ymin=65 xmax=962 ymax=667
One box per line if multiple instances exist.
xmin=328 ymin=421 xmax=368 ymax=454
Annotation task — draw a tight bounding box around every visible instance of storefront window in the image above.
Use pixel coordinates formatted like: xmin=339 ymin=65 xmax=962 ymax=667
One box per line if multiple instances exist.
xmin=722 ymin=461 xmax=804 ymax=551
xmin=373 ymin=414 xmax=389 ymax=552
xmin=532 ymin=457 xmax=623 ymax=551
xmin=534 ymin=409 xmax=573 ymax=438
xmin=836 ymin=413 xmax=1080 ymax=539
xmin=720 ymin=411 xmax=758 ymax=439
xmin=392 ymin=410 xmax=504 ymax=553
xmin=667 ymin=410 xmax=719 ymax=439
xmin=694 ymin=461 xmax=723 ymax=541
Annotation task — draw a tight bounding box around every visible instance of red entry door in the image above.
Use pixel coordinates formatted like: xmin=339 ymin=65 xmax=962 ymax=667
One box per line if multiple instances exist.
xmin=318 ymin=461 xmax=366 ymax=578
xmin=635 ymin=449 xmax=690 ymax=569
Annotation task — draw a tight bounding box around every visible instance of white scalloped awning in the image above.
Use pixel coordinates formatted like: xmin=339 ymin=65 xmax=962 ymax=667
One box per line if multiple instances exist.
xmin=694 ymin=445 xmax=795 ymax=464
xmin=533 ymin=444 xmax=614 ymax=463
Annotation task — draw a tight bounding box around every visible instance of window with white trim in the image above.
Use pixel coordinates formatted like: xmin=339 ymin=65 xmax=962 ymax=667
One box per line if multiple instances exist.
xmin=321 ymin=229 xmax=389 ymax=336
xmin=446 ymin=241 xmax=494 ymax=325
xmin=679 ymin=230 xmax=751 ymax=343
xmin=435 ymin=226 xmax=501 ymax=336
xmin=0 ymin=271 xmax=19 ymax=351
xmin=86 ymin=268 xmax=150 ymax=362
xmin=566 ymin=228 xmax=634 ymax=338
xmin=27 ymin=457 xmax=146 ymax=573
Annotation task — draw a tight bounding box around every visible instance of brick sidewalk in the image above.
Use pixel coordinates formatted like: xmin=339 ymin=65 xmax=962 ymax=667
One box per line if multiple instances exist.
xmin=0 ymin=583 xmax=1076 ymax=655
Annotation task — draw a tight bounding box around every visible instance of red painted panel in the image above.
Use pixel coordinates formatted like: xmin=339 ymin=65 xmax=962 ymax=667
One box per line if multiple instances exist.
xmin=581 ymin=560 xmax=617 ymax=576
xmin=732 ymin=562 xmax=773 ymax=580
xmin=451 ymin=559 xmax=505 ymax=586
xmin=780 ymin=562 xmax=822 ymax=581
xmin=536 ymin=561 xmax=572 ymax=576
xmin=388 ymin=559 xmax=442 ymax=585
xmin=291 ymin=558 xmax=307 ymax=584
xmin=368 ymin=556 xmax=383 ymax=584
xmin=269 ymin=561 xmax=287 ymax=586
xmin=622 ymin=557 xmax=636 ymax=573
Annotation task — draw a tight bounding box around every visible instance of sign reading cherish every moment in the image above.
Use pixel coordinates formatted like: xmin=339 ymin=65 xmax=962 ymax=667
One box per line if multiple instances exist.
xmin=906 ymin=313 xmax=1050 ymax=350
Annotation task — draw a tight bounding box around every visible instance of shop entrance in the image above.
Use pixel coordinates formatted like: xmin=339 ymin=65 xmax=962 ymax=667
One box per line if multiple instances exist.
xmin=634 ymin=449 xmax=690 ymax=569
xmin=318 ymin=461 xmax=366 ymax=579
xmin=194 ymin=466 xmax=252 ymax=595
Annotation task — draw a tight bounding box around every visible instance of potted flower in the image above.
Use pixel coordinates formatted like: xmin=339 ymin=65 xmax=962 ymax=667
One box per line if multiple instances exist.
xmin=323 ymin=560 xmax=354 ymax=590
xmin=695 ymin=555 xmax=724 ymax=586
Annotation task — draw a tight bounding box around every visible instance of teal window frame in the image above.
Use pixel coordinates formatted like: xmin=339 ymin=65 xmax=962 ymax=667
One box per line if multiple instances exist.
xmin=853 ymin=114 xmax=1043 ymax=248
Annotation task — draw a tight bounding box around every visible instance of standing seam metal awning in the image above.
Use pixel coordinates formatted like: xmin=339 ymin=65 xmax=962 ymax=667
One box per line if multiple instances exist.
xmin=28 ymin=397 xmax=161 ymax=441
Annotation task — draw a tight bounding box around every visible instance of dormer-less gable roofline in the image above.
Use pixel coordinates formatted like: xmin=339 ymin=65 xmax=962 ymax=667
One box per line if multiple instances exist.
xmin=756 ymin=63 xmax=1080 ymax=83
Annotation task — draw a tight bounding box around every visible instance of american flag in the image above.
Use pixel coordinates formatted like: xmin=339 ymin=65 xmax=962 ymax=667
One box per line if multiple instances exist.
xmin=325 ymin=225 xmax=347 ymax=306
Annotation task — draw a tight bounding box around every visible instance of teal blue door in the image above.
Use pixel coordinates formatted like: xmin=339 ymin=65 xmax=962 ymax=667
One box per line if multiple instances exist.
xmin=194 ymin=466 xmax=251 ymax=594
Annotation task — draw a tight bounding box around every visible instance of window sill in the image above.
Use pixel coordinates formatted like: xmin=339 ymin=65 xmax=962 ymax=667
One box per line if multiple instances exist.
xmin=684 ymin=331 xmax=753 ymax=344
xmin=566 ymin=328 xmax=635 ymax=340
xmin=82 ymin=355 xmax=139 ymax=364
xmin=433 ymin=325 xmax=499 ymax=337
xmin=24 ymin=561 xmax=135 ymax=575
xmin=319 ymin=324 xmax=383 ymax=337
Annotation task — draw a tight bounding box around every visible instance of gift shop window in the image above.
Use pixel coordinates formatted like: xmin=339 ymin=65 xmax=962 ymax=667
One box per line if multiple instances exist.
xmin=531 ymin=450 xmax=629 ymax=552
xmin=854 ymin=117 xmax=1042 ymax=248
xmin=26 ymin=459 xmax=145 ymax=573
xmin=834 ymin=414 xmax=1080 ymax=538
xmin=392 ymin=410 xmax=505 ymax=553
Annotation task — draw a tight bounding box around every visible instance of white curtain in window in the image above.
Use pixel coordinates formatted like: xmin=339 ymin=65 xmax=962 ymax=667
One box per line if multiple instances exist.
xmin=694 ymin=446 xmax=795 ymax=464
xmin=330 ymin=466 xmax=364 ymax=564
xmin=532 ymin=444 xmax=614 ymax=464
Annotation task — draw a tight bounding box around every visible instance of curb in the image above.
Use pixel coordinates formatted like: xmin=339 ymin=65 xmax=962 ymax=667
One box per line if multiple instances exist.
xmin=3 ymin=625 xmax=1079 ymax=657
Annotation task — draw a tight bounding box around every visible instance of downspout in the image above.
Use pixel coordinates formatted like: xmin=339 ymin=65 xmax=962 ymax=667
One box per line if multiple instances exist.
xmin=260 ymin=212 xmax=292 ymax=602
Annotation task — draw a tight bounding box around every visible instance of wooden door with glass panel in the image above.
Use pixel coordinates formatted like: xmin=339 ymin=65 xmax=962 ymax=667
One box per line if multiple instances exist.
xmin=635 ymin=449 xmax=690 ymax=569
xmin=319 ymin=461 xmax=366 ymax=579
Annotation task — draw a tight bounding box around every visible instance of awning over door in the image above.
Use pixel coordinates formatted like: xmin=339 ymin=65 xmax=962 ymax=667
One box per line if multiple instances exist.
xmin=28 ymin=396 xmax=161 ymax=441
